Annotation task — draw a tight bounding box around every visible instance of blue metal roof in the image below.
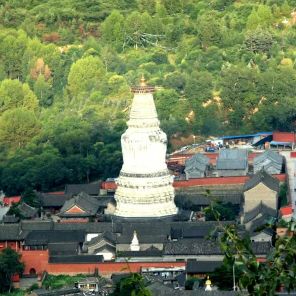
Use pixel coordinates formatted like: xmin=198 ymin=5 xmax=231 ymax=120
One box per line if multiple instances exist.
xmin=221 ymin=132 xmax=272 ymax=140
xmin=254 ymin=132 xmax=273 ymax=136
xmin=270 ymin=141 xmax=293 ymax=146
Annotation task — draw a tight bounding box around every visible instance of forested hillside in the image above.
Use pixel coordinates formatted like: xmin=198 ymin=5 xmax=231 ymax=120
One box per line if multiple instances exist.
xmin=0 ymin=0 xmax=296 ymax=195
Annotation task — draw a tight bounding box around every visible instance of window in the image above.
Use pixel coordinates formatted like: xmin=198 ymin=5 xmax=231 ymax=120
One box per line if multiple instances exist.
xmin=79 ymin=284 xmax=87 ymax=289
xmin=89 ymin=284 xmax=97 ymax=290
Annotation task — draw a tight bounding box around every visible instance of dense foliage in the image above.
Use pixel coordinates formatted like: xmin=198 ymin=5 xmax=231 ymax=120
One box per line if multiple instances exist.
xmin=1 ymin=0 xmax=296 ymax=194
xmin=214 ymin=223 xmax=296 ymax=295
xmin=205 ymin=201 xmax=238 ymax=221
xmin=0 ymin=248 xmax=24 ymax=293
xmin=111 ymin=273 xmax=151 ymax=296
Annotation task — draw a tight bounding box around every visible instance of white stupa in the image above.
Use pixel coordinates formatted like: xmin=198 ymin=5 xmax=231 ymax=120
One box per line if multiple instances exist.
xmin=130 ymin=231 xmax=140 ymax=251
xmin=114 ymin=76 xmax=178 ymax=218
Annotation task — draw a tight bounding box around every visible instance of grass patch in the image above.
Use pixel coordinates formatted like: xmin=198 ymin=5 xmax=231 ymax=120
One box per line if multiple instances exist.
xmin=0 ymin=290 xmax=25 ymax=296
xmin=42 ymin=274 xmax=87 ymax=290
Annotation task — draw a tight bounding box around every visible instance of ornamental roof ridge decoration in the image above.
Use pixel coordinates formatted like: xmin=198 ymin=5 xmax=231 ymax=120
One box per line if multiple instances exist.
xmin=131 ymin=75 xmax=155 ymax=93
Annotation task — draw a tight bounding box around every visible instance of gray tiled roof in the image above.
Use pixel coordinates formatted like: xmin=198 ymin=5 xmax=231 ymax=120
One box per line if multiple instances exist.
xmin=254 ymin=150 xmax=283 ymax=174
xmin=86 ymin=231 xmax=117 ymax=246
xmin=0 ymin=224 xmax=21 ymax=240
xmin=49 ymin=254 xmax=103 ymax=263
xmin=2 ymin=215 xmax=19 ymax=223
xmin=216 ymin=158 xmax=247 ymax=170
xmin=148 ymin=281 xmax=240 ymax=296
xmin=119 ymin=221 xmax=172 ymax=236
xmin=185 ymin=153 xmax=209 ymax=172
xmin=175 ymin=193 xmax=242 ymax=206
xmin=164 ymin=238 xmax=221 ymax=255
xmin=170 ymin=222 xmax=230 ymax=240
xmin=254 ymin=150 xmax=283 ymax=165
xmin=164 ymin=239 xmax=272 ymax=256
xmin=20 ymin=220 xmax=54 ymax=231
xmin=117 ymin=246 xmax=163 ymax=258
xmin=243 ymin=202 xmax=277 ymax=223
xmin=17 ymin=203 xmax=38 ymax=218
xmin=58 ymin=192 xmax=101 ymax=217
xmin=251 ymin=241 xmax=273 ymax=254
xmin=243 ymin=170 xmax=279 ymax=192
xmin=217 ymin=149 xmax=248 ymax=170
xmin=219 ymin=149 xmax=248 ymax=159
xmin=53 ymin=222 xmax=113 ymax=233
xmin=250 ymin=228 xmax=274 ymax=238
xmin=24 ymin=230 xmax=85 ymax=246
xmin=65 ymin=183 xmax=100 ymax=196
xmin=116 ymin=234 xmax=168 ymax=244
xmin=246 ymin=214 xmax=275 ymax=233
xmin=186 ymin=260 xmax=222 ymax=273
xmin=48 ymin=242 xmax=79 ymax=256
xmin=39 ymin=193 xmax=72 ymax=208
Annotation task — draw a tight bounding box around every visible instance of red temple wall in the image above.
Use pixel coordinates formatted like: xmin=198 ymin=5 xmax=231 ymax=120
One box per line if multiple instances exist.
xmin=20 ymin=250 xmax=49 ymax=275
xmin=20 ymin=249 xmax=185 ymax=276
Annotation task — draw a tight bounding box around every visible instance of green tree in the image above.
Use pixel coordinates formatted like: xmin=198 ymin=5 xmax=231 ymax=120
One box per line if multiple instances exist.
xmin=137 ymin=0 xmax=156 ymax=14
xmin=161 ymin=0 xmax=183 ymax=15
xmin=0 ymin=79 xmax=39 ymax=114
xmin=0 ymin=30 xmax=28 ymax=79
xmin=219 ymin=66 xmax=259 ymax=131
xmin=205 ymin=202 xmax=237 ymax=221
xmin=207 ymin=200 xmax=296 ymax=294
xmin=0 ymin=248 xmax=24 ymax=293
xmin=111 ymin=273 xmax=151 ymax=296
xmin=22 ymin=189 xmax=40 ymax=208
xmin=211 ymin=258 xmax=243 ymax=290
xmin=67 ymin=55 xmax=105 ymax=98
xmin=101 ymin=10 xmax=125 ymax=51
xmin=154 ymin=89 xmax=179 ymax=119
xmin=218 ymin=223 xmax=296 ymax=294
xmin=245 ymin=29 xmax=274 ymax=53
xmin=0 ymin=144 xmax=68 ymax=195
xmin=185 ymin=71 xmax=213 ymax=105
xmin=33 ymin=75 xmax=53 ymax=106
xmin=246 ymin=5 xmax=273 ymax=30
xmin=7 ymin=202 xmax=23 ymax=219
xmin=196 ymin=12 xmax=223 ymax=48
xmin=0 ymin=108 xmax=40 ymax=149
xmin=213 ymin=0 xmax=235 ymax=11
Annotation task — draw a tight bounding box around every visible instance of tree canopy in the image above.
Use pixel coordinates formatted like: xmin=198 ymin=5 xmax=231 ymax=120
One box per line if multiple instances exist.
xmin=0 ymin=0 xmax=296 ymax=194
xmin=0 ymin=248 xmax=24 ymax=293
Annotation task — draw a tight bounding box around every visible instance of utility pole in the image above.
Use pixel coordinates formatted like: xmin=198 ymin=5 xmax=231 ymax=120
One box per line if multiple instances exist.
xmin=233 ymin=262 xmax=236 ymax=291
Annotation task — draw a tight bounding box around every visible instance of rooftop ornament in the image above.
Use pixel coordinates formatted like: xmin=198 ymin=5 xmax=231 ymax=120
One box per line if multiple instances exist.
xmin=205 ymin=276 xmax=212 ymax=291
xmin=131 ymin=75 xmax=155 ymax=93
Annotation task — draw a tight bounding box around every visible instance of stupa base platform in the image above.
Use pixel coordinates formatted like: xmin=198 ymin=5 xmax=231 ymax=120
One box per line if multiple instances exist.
xmin=114 ymin=201 xmax=178 ymax=219
xmin=110 ymin=213 xmax=177 ymax=223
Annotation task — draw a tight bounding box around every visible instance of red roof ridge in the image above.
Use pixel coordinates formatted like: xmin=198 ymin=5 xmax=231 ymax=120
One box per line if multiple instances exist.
xmin=279 ymin=205 xmax=292 ymax=216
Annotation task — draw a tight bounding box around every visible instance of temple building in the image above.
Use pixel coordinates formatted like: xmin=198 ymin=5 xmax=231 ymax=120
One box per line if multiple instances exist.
xmin=253 ymin=149 xmax=283 ymax=175
xmin=114 ymin=77 xmax=178 ymax=218
xmin=184 ymin=153 xmax=209 ymax=179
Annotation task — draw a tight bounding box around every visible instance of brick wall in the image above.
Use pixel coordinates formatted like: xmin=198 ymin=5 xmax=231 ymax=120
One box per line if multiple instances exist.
xmin=173 ymin=174 xmax=286 ymax=188
xmin=46 ymin=261 xmax=185 ymax=277
xmin=20 ymin=249 xmax=185 ymax=277
xmin=20 ymin=250 xmax=49 ymax=274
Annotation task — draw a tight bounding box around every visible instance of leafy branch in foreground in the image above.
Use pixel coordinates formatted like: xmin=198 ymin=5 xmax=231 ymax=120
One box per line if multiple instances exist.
xmin=207 ymin=199 xmax=296 ymax=295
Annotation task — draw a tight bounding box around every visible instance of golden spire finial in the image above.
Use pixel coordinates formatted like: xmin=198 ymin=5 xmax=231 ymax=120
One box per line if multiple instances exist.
xmin=131 ymin=74 xmax=154 ymax=93
xmin=205 ymin=276 xmax=212 ymax=291
xmin=140 ymin=74 xmax=146 ymax=87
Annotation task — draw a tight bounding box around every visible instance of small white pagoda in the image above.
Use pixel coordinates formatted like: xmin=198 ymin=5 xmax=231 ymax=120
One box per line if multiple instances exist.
xmin=114 ymin=77 xmax=178 ymax=218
